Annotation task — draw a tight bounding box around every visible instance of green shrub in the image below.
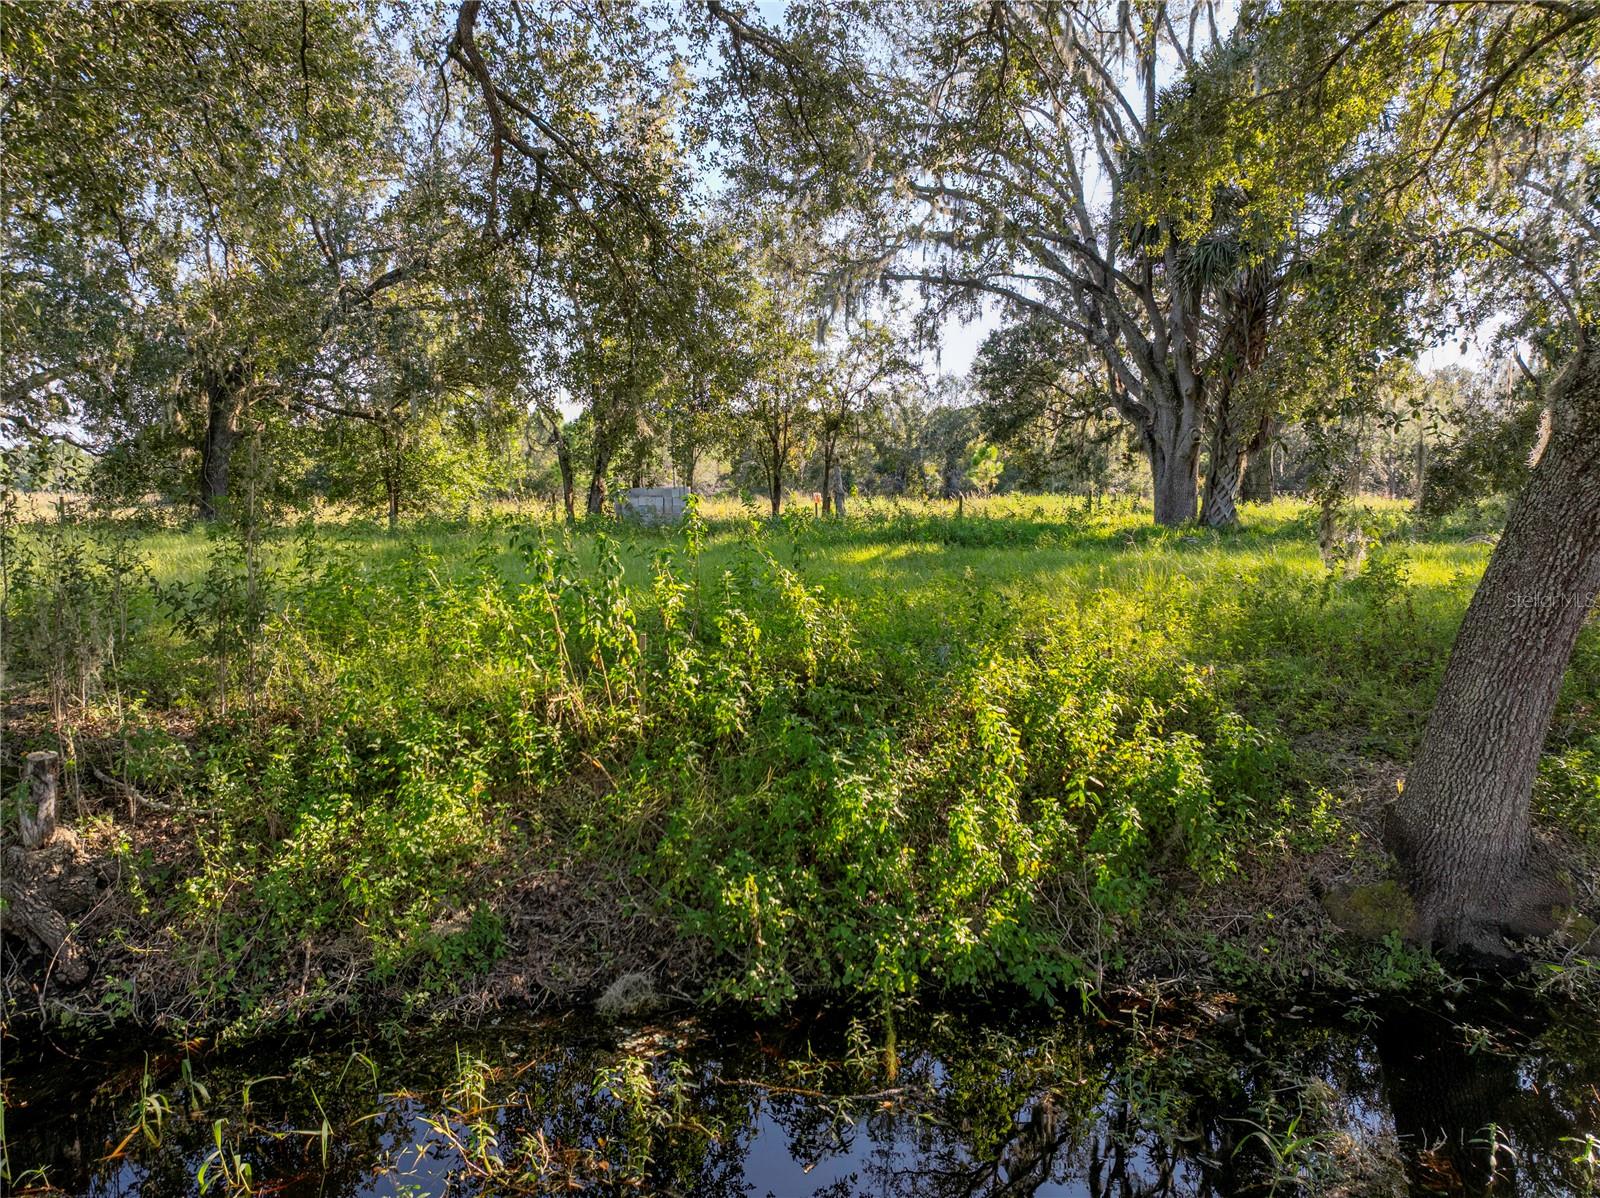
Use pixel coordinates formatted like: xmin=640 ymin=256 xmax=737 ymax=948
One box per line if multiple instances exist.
xmin=4 ymin=498 xmax=1591 ymax=1021
xmin=1538 ymin=737 xmax=1600 ymax=845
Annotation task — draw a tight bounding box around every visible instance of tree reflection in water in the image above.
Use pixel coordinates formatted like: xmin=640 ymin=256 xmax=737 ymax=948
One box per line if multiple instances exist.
xmin=7 ymin=997 xmax=1597 ymax=1197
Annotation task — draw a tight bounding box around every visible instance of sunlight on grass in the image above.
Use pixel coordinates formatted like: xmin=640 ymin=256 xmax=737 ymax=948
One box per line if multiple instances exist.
xmin=6 ymin=496 xmax=1595 ymax=1021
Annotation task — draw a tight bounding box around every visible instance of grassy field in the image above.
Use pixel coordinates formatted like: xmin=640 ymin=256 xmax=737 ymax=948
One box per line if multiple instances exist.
xmin=3 ymin=495 xmax=1598 ymax=1030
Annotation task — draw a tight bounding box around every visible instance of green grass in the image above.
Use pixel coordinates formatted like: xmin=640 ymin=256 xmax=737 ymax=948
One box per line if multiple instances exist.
xmin=3 ymin=495 xmax=1596 ymax=1026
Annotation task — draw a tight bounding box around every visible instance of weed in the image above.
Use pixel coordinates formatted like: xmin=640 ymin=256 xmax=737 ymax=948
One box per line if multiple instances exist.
xmin=2 ymin=497 xmax=1594 ymax=1021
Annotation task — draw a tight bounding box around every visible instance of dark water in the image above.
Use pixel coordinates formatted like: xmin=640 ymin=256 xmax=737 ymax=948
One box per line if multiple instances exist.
xmin=4 ymin=994 xmax=1598 ymax=1197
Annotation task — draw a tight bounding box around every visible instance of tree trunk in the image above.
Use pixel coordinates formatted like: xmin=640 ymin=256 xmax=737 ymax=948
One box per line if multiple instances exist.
xmin=20 ymin=751 xmax=60 ymax=850
xmin=1415 ymin=422 xmax=1427 ymax=506
xmin=820 ymin=437 xmax=837 ymax=515
xmin=556 ymin=444 xmax=576 ymax=522
xmin=197 ymin=362 xmax=245 ymax=521
xmin=829 ymin=462 xmax=846 ymax=517
xmin=586 ymin=444 xmax=613 ymax=516
xmin=1200 ymin=407 xmax=1270 ymax=529
xmin=1 ymin=840 xmax=96 ymax=986
xmin=1136 ymin=370 xmax=1206 ymax=527
xmin=1241 ymin=424 xmax=1275 ymax=503
xmin=3 ymin=751 xmax=99 ymax=986
xmin=1147 ymin=428 xmax=1200 ymax=527
xmin=767 ymin=430 xmax=784 ymax=516
xmin=378 ymin=422 xmax=402 ymax=531
xmin=943 ymin=459 xmax=963 ymax=500
xmin=1388 ymin=334 xmax=1600 ymax=955
xmin=1200 ymin=422 xmax=1244 ymax=529
xmin=538 ymin=410 xmax=577 ymax=522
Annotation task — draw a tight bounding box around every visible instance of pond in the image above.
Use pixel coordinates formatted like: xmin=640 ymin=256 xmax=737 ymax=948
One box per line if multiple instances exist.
xmin=4 ymin=991 xmax=1598 ymax=1197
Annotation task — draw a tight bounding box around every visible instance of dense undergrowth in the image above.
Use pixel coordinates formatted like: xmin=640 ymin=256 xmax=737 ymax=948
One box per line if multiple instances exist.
xmin=3 ymin=496 xmax=1597 ymax=1030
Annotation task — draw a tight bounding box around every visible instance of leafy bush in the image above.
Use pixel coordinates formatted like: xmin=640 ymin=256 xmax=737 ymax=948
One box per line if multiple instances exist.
xmin=650 ymin=578 xmax=1293 ymax=1009
xmin=4 ymin=497 xmax=1592 ymax=1021
xmin=1538 ymin=737 xmax=1600 ymax=846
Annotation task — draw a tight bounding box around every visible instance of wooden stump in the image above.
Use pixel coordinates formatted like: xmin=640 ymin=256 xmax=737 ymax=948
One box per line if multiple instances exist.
xmin=20 ymin=750 xmax=60 ymax=848
xmin=3 ymin=750 xmax=98 ymax=985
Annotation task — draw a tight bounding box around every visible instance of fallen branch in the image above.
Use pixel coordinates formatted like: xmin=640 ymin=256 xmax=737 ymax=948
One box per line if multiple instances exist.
xmin=92 ymin=766 xmax=176 ymax=813
xmin=92 ymin=767 xmax=219 ymax=816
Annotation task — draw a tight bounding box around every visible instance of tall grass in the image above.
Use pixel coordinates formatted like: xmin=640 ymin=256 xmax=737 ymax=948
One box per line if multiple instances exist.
xmin=2 ymin=496 xmax=1596 ymax=1021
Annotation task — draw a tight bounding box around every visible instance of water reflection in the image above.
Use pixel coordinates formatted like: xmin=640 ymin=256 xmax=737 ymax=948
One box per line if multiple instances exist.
xmin=4 ymin=996 xmax=1597 ymax=1197
xmin=1373 ymin=1002 xmax=1600 ymax=1196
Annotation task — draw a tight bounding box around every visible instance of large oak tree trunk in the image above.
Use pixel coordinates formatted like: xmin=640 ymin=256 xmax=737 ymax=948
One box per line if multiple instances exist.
xmin=1146 ymin=426 xmax=1200 ymax=527
xmin=1388 ymin=333 xmax=1600 ymax=955
xmin=197 ymin=362 xmax=245 ymax=521
xmin=1137 ymin=372 xmax=1205 ymax=527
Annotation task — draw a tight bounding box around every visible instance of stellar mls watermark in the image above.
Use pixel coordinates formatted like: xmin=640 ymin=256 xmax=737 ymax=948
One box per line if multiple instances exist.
xmin=1509 ymin=590 xmax=1600 ymax=615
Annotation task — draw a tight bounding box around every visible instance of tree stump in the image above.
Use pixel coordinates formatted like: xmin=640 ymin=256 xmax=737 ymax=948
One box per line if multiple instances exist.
xmin=3 ymin=751 xmax=100 ymax=986
xmin=20 ymin=750 xmax=60 ymax=848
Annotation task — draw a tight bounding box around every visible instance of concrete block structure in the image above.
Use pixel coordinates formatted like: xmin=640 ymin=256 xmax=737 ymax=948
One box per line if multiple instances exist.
xmin=617 ymin=485 xmax=688 ymax=524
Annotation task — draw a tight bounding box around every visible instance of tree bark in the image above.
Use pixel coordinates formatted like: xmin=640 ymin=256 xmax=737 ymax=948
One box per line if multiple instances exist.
xmin=768 ymin=456 xmax=782 ymax=515
xmin=943 ymin=458 xmax=964 ymax=500
xmin=1388 ymin=333 xmax=1600 ymax=955
xmin=1241 ymin=422 xmax=1275 ymax=503
xmin=1415 ymin=419 xmax=1427 ymax=505
xmin=197 ymin=361 xmax=245 ymax=521
xmin=828 ymin=462 xmax=846 ymax=517
xmin=1200 ymin=407 xmax=1270 ymax=529
xmin=20 ymin=751 xmax=60 ymax=849
xmin=556 ymin=442 xmax=576 ymax=522
xmin=587 ymin=443 xmax=613 ymax=516
xmin=534 ymin=407 xmax=577 ymax=522
xmin=820 ymin=436 xmax=837 ymax=515
xmin=1146 ymin=425 xmax=1201 ymax=527
xmin=377 ymin=421 xmax=402 ymax=530
xmin=3 ymin=751 xmax=99 ymax=986
xmin=766 ymin=426 xmax=785 ymax=516
xmin=1 ymin=842 xmax=95 ymax=986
